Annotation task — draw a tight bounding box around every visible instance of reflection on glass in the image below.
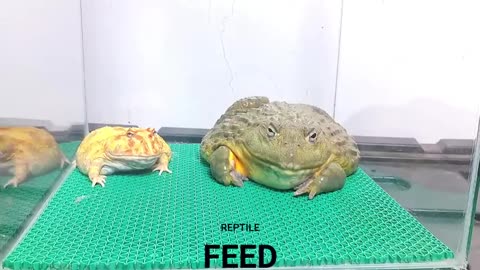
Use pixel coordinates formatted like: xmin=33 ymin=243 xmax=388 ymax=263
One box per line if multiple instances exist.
xmin=0 ymin=126 xmax=81 ymax=257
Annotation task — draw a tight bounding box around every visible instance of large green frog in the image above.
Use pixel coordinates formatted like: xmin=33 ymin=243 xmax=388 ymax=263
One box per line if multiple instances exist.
xmin=200 ymin=96 xmax=360 ymax=199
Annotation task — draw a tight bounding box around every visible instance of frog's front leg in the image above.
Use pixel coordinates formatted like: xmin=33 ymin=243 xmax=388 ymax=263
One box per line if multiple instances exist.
xmin=209 ymin=146 xmax=246 ymax=187
xmin=88 ymin=159 xmax=107 ymax=187
xmin=293 ymin=161 xmax=346 ymax=199
xmin=152 ymin=153 xmax=172 ymax=176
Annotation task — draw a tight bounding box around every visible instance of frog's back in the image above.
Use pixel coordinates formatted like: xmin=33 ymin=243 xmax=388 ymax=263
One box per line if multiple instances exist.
xmin=0 ymin=127 xmax=62 ymax=153
xmin=0 ymin=126 xmax=57 ymax=145
xmin=201 ymin=96 xmax=269 ymax=160
xmin=75 ymin=126 xmax=121 ymax=169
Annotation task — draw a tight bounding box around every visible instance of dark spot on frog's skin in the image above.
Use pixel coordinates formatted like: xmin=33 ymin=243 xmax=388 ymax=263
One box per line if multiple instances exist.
xmin=336 ymin=140 xmax=347 ymax=147
xmin=331 ymin=130 xmax=342 ymax=136
xmin=237 ymin=118 xmax=249 ymax=124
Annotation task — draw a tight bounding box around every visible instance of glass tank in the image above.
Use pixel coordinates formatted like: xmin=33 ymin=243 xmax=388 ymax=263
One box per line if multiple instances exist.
xmin=1 ymin=1 xmax=479 ymax=270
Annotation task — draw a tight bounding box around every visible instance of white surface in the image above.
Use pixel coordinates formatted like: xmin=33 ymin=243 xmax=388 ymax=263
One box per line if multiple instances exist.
xmin=81 ymin=0 xmax=342 ymax=129
xmin=0 ymin=0 xmax=85 ymax=131
xmin=335 ymin=0 xmax=480 ymax=143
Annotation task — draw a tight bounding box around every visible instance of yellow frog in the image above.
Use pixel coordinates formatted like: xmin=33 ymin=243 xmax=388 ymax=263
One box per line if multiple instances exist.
xmin=75 ymin=126 xmax=172 ymax=187
xmin=0 ymin=127 xmax=70 ymax=188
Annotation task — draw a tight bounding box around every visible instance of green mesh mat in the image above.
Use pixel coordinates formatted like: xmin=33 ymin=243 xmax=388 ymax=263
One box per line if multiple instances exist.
xmin=3 ymin=143 xmax=454 ymax=269
xmin=0 ymin=142 xmax=79 ymax=256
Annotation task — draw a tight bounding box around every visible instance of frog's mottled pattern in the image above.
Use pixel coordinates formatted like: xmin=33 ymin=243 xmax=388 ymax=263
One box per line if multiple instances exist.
xmin=75 ymin=126 xmax=172 ymax=187
xmin=200 ymin=96 xmax=360 ymax=199
xmin=0 ymin=127 xmax=69 ymax=188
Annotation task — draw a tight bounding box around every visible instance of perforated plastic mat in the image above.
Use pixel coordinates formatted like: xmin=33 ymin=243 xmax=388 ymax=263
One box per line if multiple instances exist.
xmin=3 ymin=143 xmax=454 ymax=269
xmin=0 ymin=142 xmax=79 ymax=256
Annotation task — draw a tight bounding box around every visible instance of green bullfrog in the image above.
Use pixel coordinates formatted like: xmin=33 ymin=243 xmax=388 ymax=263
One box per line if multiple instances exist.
xmin=200 ymin=96 xmax=360 ymax=199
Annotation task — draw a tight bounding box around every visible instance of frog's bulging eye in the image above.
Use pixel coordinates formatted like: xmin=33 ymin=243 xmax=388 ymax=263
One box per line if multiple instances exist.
xmin=147 ymin=128 xmax=156 ymax=134
xmin=127 ymin=131 xmax=134 ymax=138
xmin=267 ymin=125 xmax=276 ymax=138
xmin=307 ymin=129 xmax=317 ymax=143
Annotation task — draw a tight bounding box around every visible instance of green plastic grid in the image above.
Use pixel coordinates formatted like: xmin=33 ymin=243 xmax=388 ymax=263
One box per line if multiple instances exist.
xmin=0 ymin=141 xmax=79 ymax=255
xmin=3 ymin=143 xmax=454 ymax=269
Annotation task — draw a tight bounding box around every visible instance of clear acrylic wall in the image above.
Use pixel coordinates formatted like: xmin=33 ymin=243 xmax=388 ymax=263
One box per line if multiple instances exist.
xmin=335 ymin=1 xmax=480 ymax=267
xmin=0 ymin=0 xmax=86 ymax=261
xmin=0 ymin=0 xmax=479 ymax=269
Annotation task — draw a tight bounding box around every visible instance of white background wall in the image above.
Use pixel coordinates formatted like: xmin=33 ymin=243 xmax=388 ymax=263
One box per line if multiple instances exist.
xmin=0 ymin=0 xmax=85 ymax=131
xmin=81 ymin=0 xmax=342 ymax=130
xmin=336 ymin=0 xmax=480 ymax=143
xmin=0 ymin=0 xmax=478 ymax=143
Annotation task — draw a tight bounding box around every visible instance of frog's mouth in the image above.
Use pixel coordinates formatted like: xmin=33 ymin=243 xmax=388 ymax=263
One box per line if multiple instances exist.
xmin=106 ymin=152 xmax=159 ymax=162
xmin=241 ymin=147 xmax=323 ymax=172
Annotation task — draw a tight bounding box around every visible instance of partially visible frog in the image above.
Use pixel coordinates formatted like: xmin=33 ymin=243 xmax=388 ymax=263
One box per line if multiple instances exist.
xmin=75 ymin=126 xmax=172 ymax=187
xmin=0 ymin=127 xmax=69 ymax=188
xmin=200 ymin=96 xmax=360 ymax=199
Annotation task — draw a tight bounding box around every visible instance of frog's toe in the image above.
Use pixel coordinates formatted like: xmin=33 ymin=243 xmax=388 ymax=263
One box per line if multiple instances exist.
xmin=3 ymin=177 xmax=19 ymax=188
xmin=230 ymin=171 xmax=247 ymax=187
xmin=293 ymin=162 xmax=346 ymax=199
xmin=153 ymin=164 xmax=172 ymax=176
xmin=91 ymin=175 xmax=107 ymax=187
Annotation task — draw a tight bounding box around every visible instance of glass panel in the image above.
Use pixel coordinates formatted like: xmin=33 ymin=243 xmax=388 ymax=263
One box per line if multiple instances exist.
xmin=335 ymin=0 xmax=480 ymax=268
xmin=0 ymin=0 xmax=86 ymax=262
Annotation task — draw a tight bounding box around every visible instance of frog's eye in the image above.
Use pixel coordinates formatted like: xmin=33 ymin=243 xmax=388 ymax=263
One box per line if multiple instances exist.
xmin=127 ymin=131 xmax=134 ymax=138
xmin=267 ymin=125 xmax=277 ymax=138
xmin=147 ymin=128 xmax=156 ymax=134
xmin=307 ymin=129 xmax=317 ymax=143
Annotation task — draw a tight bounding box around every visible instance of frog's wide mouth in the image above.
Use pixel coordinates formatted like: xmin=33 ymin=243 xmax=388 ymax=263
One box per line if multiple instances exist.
xmin=106 ymin=152 xmax=159 ymax=160
xmin=243 ymin=148 xmax=323 ymax=172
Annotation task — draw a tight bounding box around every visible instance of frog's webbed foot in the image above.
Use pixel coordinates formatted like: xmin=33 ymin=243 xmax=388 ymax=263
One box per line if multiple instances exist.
xmin=209 ymin=146 xmax=247 ymax=187
xmin=294 ymin=162 xmax=346 ymax=199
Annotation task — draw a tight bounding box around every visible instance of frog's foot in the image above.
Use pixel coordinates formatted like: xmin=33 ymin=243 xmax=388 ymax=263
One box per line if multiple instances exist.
xmin=3 ymin=165 xmax=28 ymax=188
xmin=90 ymin=175 xmax=107 ymax=187
xmin=293 ymin=162 xmax=346 ymax=199
xmin=209 ymin=146 xmax=247 ymax=187
xmin=152 ymin=163 xmax=172 ymax=176
xmin=3 ymin=177 xmax=19 ymax=188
